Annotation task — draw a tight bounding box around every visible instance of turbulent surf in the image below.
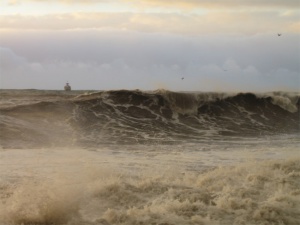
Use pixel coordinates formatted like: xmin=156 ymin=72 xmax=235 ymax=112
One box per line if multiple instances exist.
xmin=0 ymin=89 xmax=299 ymax=225
xmin=0 ymin=89 xmax=299 ymax=148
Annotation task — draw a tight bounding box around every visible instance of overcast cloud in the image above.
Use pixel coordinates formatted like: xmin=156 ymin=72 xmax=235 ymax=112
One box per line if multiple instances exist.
xmin=0 ymin=0 xmax=299 ymax=91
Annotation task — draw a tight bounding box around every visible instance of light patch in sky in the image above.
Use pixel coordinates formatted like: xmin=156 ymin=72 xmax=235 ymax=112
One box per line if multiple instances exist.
xmin=2 ymin=0 xmax=299 ymax=15
xmin=0 ymin=1 xmax=135 ymax=15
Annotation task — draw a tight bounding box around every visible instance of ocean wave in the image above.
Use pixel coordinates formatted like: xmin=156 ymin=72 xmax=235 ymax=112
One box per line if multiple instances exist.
xmin=0 ymin=89 xmax=299 ymax=148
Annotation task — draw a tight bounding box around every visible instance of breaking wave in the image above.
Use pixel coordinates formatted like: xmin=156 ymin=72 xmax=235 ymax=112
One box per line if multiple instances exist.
xmin=1 ymin=89 xmax=300 ymax=225
xmin=0 ymin=89 xmax=299 ymax=148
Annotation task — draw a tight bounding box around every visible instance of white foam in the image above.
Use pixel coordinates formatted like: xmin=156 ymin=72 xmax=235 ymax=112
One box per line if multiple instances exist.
xmin=271 ymin=95 xmax=298 ymax=113
xmin=0 ymin=140 xmax=299 ymax=225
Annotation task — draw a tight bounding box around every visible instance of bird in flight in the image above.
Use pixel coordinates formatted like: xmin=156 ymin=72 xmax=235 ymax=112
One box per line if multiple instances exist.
xmin=278 ymin=33 xmax=282 ymax=36
xmin=181 ymin=77 xmax=184 ymax=80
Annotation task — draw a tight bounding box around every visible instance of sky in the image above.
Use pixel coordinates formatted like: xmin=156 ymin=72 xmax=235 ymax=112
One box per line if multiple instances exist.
xmin=0 ymin=0 xmax=299 ymax=92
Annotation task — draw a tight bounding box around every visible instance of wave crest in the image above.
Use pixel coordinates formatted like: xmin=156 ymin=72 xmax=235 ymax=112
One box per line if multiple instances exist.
xmin=0 ymin=90 xmax=299 ymax=148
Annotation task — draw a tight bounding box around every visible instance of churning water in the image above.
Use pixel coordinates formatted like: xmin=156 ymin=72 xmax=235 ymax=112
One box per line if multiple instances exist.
xmin=0 ymin=89 xmax=299 ymax=225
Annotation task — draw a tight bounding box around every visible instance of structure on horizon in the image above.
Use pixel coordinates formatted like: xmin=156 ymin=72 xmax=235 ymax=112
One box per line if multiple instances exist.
xmin=64 ymin=82 xmax=71 ymax=91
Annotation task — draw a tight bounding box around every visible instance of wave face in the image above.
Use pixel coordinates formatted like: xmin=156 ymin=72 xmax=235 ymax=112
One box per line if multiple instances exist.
xmin=0 ymin=89 xmax=299 ymax=148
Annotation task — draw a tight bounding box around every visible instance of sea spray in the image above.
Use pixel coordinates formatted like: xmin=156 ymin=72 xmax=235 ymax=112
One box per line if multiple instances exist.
xmin=1 ymin=152 xmax=299 ymax=225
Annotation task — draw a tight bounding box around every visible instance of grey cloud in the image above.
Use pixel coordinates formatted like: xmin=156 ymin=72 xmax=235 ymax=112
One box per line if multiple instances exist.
xmin=2 ymin=30 xmax=299 ymax=73
xmin=1 ymin=55 xmax=299 ymax=91
xmin=0 ymin=30 xmax=299 ymax=91
xmin=0 ymin=47 xmax=27 ymax=70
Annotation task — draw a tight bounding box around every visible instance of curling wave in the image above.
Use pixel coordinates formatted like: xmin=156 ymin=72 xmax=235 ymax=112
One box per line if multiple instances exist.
xmin=0 ymin=89 xmax=299 ymax=148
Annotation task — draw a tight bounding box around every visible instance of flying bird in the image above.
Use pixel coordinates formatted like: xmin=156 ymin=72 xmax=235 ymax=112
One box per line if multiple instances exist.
xmin=181 ymin=77 xmax=184 ymax=80
xmin=278 ymin=33 xmax=282 ymax=36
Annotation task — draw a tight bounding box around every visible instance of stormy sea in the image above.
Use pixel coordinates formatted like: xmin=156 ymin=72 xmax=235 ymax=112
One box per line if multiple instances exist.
xmin=0 ymin=89 xmax=299 ymax=225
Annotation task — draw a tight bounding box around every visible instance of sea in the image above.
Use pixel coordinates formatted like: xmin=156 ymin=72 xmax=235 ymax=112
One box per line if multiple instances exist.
xmin=0 ymin=89 xmax=299 ymax=225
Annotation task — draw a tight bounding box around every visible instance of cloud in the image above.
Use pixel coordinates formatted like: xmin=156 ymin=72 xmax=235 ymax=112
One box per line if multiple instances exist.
xmin=0 ymin=29 xmax=299 ymax=91
xmin=0 ymin=13 xmax=129 ymax=30
xmin=0 ymin=47 xmax=44 ymax=73
xmin=1 ymin=30 xmax=299 ymax=71
xmin=4 ymin=0 xmax=110 ymax=5
xmin=2 ymin=61 xmax=298 ymax=92
xmin=125 ymin=0 xmax=300 ymax=9
xmin=0 ymin=10 xmax=298 ymax=35
xmin=3 ymin=0 xmax=299 ymax=8
xmin=0 ymin=47 xmax=27 ymax=69
xmin=1 ymin=0 xmax=299 ymax=35
xmin=1 ymin=0 xmax=298 ymax=91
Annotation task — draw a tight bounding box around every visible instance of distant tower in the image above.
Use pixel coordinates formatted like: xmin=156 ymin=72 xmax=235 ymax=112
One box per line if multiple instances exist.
xmin=64 ymin=82 xmax=71 ymax=91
